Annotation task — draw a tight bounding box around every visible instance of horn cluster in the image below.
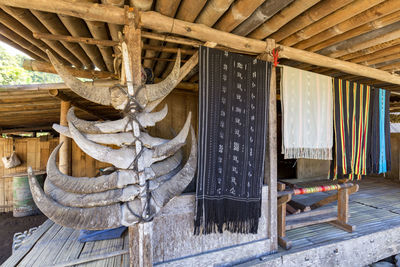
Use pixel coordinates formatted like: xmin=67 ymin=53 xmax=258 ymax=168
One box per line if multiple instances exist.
xmin=28 ymin=47 xmax=197 ymax=230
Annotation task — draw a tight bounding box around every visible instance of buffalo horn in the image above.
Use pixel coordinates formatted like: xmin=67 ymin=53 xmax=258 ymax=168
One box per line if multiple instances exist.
xmin=151 ymin=127 xmax=197 ymax=207
xmin=68 ymin=119 xmax=137 ymax=169
xmin=136 ymin=50 xmax=181 ymax=107
xmin=47 ymin=51 xmax=113 ymax=106
xmin=28 ymin=167 xmax=122 ymax=230
xmin=44 ymin=179 xmax=140 ymax=208
xmin=46 ymin=143 xmax=138 ymax=193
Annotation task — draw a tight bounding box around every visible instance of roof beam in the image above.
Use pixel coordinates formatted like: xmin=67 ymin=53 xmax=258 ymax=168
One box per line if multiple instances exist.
xmin=1 ymin=0 xmax=400 ymax=85
xmin=48 ymin=89 xmax=105 ymax=120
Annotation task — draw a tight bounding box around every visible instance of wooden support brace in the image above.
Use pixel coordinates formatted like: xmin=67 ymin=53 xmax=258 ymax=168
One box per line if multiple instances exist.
xmin=310 ymin=184 xmax=359 ymax=210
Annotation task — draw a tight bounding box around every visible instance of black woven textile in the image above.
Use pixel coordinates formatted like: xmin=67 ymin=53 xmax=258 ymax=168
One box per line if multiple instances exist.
xmin=194 ymin=47 xmax=271 ymax=234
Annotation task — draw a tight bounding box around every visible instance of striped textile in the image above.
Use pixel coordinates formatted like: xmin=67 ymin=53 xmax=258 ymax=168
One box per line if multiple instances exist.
xmin=332 ymin=79 xmax=391 ymax=180
xmin=368 ymin=88 xmax=391 ymax=174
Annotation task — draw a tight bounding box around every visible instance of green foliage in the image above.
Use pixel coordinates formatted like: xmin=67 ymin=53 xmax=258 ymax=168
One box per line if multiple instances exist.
xmin=0 ymin=46 xmax=62 ymax=85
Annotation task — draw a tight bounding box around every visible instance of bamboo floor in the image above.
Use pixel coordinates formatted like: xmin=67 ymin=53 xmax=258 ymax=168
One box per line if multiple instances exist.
xmin=4 ymin=177 xmax=400 ymax=266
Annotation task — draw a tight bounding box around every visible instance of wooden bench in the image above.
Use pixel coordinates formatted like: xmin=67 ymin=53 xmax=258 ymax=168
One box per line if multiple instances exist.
xmin=277 ymin=180 xmax=359 ymax=250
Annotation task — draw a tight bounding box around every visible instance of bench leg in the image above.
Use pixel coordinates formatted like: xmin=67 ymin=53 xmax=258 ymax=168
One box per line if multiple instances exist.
xmin=278 ymin=194 xmax=292 ymax=249
xmin=329 ymin=186 xmax=356 ymax=232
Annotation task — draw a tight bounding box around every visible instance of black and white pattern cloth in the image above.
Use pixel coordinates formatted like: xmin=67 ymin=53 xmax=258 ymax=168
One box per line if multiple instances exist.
xmin=194 ymin=46 xmax=271 ymax=234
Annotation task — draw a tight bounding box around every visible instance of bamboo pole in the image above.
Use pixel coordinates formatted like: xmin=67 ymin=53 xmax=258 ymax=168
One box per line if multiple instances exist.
xmin=247 ymin=0 xmax=319 ymax=40
xmin=59 ymin=100 xmax=71 ymax=175
xmin=101 ymin=0 xmax=124 ymax=43
xmin=130 ymin=0 xmax=153 ymax=11
xmin=308 ymin=10 xmax=400 ymax=52
xmin=325 ymin=27 xmax=400 ymax=58
xmin=269 ymin=0 xmax=352 ymax=42
xmin=152 ymin=0 xmax=206 ymax=77
xmin=350 ymin=45 xmax=400 ymax=64
xmin=232 ymin=0 xmax=294 ymax=37
xmin=340 ymin=38 xmax=400 ymax=61
xmin=0 ymin=34 xmax=42 ymax=60
xmin=0 ymin=10 xmax=51 ymax=55
xmin=22 ymin=59 xmax=117 ymax=79
xmin=294 ymin=0 xmax=400 ymax=50
xmin=0 ymin=5 xmax=81 ymax=66
xmin=195 ymin=0 xmax=234 ymax=27
xmin=0 ymin=23 xmax=48 ymax=60
xmin=30 ymin=10 xmax=93 ymax=69
xmin=214 ymin=0 xmax=265 ymax=33
xmin=280 ymin=0 xmax=386 ymax=46
xmin=142 ymin=0 xmax=180 ymax=69
xmin=58 ymin=14 xmax=107 ymax=70
xmin=80 ymin=0 xmax=114 ymax=72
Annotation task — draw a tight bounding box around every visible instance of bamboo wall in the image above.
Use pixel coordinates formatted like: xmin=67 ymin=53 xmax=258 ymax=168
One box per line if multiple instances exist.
xmin=0 ymin=90 xmax=198 ymax=213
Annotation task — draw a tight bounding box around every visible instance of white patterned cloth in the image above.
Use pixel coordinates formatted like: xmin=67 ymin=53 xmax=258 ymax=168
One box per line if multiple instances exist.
xmin=281 ymin=66 xmax=333 ymax=160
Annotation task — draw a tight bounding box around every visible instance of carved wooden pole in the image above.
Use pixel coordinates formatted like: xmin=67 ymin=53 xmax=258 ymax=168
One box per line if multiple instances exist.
xmin=59 ymin=100 xmax=71 ymax=175
xmin=124 ymin=8 xmax=153 ymax=267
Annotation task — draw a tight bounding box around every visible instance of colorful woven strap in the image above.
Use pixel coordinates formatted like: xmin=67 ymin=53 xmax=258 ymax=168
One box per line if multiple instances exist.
xmin=293 ymin=184 xmax=341 ymax=195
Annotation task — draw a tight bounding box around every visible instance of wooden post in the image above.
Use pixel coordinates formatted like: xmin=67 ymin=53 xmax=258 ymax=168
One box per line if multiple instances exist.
xmin=59 ymin=100 xmax=71 ymax=175
xmin=259 ymin=38 xmax=278 ymax=252
xmin=337 ymin=187 xmax=349 ymax=223
xmin=124 ymin=8 xmax=153 ymax=267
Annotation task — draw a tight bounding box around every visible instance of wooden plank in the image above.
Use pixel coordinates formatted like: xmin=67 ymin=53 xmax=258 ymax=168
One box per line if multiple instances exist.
xmin=310 ymin=185 xmax=359 ymax=209
xmin=2 ymin=220 xmax=54 ymax=267
xmin=287 ymin=207 xmax=337 ymax=221
xmin=286 ymin=212 xmax=338 ymax=230
xmin=19 ymin=223 xmax=63 ymax=266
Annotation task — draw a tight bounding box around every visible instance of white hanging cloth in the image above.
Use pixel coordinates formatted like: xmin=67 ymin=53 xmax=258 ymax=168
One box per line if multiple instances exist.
xmin=281 ymin=66 xmax=333 ymax=160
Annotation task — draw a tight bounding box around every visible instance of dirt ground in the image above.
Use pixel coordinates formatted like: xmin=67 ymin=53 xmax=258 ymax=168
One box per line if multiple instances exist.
xmin=0 ymin=212 xmax=47 ymax=264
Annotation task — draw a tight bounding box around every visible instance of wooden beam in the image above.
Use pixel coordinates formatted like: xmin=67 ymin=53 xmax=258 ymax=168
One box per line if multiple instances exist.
xmin=22 ymin=59 xmax=117 ymax=79
xmin=48 ymin=89 xmax=105 ymax=120
xmin=33 ymin=32 xmax=197 ymax=55
xmin=278 ymin=45 xmax=400 ymax=85
xmin=2 ymin=1 xmax=400 ymax=85
xmin=59 ymin=100 xmax=71 ymax=175
xmin=0 ymin=126 xmax=53 ymax=133
xmin=0 ymin=83 xmax=69 ymax=91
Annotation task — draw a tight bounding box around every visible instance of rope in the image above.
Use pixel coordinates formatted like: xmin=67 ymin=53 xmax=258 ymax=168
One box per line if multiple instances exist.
xmin=111 ymin=83 xmax=153 ymax=222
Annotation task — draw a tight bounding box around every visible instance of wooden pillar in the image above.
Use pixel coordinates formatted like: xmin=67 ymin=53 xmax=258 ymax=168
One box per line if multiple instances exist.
xmin=259 ymin=39 xmax=278 ymax=251
xmin=124 ymin=8 xmax=153 ymax=267
xmin=59 ymin=100 xmax=71 ymax=175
